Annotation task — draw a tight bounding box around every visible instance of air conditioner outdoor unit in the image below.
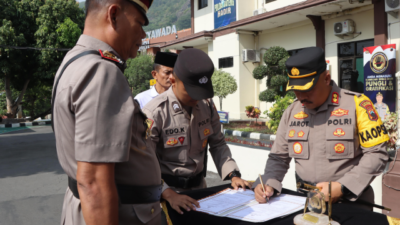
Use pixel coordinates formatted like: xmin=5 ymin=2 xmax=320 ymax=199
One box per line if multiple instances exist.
xmin=385 ymin=0 xmax=399 ymax=18
xmin=253 ymin=8 xmax=266 ymax=16
xmin=242 ymin=49 xmax=260 ymax=62
xmin=334 ymin=20 xmax=355 ymax=36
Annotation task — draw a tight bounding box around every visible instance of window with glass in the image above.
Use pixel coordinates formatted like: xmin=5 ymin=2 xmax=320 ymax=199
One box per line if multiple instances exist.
xmin=198 ymin=0 xmax=208 ymax=10
xmin=337 ymin=39 xmax=374 ymax=93
xmin=219 ymin=57 xmax=233 ymax=69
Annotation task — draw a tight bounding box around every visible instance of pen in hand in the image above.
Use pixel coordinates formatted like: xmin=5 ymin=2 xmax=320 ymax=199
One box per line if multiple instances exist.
xmin=258 ymin=174 xmax=269 ymax=203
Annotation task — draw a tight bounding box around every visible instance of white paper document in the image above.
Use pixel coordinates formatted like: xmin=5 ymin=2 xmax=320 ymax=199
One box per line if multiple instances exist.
xmin=196 ymin=188 xmax=306 ymax=223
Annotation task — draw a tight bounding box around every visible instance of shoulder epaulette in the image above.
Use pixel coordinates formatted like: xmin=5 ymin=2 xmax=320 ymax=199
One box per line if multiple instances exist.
xmin=99 ymin=50 xmax=124 ymax=65
xmin=344 ymin=90 xmax=362 ymax=97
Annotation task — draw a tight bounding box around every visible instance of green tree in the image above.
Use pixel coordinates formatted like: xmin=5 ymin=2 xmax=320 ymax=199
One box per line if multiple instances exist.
xmin=0 ymin=0 xmax=84 ymax=119
xmin=265 ymin=94 xmax=295 ymax=134
xmin=211 ymin=69 xmax=237 ymax=110
xmin=124 ymin=54 xmax=154 ymax=96
xmin=253 ymin=46 xmax=292 ymax=103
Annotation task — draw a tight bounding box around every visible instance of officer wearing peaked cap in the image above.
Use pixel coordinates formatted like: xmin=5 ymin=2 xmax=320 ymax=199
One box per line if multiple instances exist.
xmin=52 ymin=0 xmax=164 ymax=225
xmin=374 ymin=92 xmax=390 ymax=120
xmin=135 ymin=52 xmax=178 ymax=108
xmin=142 ymin=48 xmax=250 ymax=215
xmin=253 ymin=47 xmax=389 ymax=210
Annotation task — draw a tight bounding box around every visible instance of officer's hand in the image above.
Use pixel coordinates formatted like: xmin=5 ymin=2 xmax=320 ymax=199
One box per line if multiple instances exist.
xmin=162 ymin=189 xmax=200 ymax=215
xmin=231 ymin=177 xmax=251 ymax=191
xmin=254 ymin=184 xmax=274 ymax=204
xmin=316 ymin=182 xmax=343 ymax=203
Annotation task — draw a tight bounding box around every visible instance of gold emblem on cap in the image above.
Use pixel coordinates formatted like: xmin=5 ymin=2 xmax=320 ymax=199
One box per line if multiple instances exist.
xmin=291 ymin=67 xmax=300 ymax=76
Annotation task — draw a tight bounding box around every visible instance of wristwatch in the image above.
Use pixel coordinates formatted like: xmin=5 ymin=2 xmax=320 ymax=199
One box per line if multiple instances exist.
xmin=341 ymin=184 xmax=352 ymax=196
xmin=228 ymin=171 xmax=241 ymax=180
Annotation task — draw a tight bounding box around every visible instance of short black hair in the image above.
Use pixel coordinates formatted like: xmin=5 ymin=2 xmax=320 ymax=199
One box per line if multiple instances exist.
xmin=153 ymin=63 xmax=161 ymax=72
xmin=85 ymin=0 xmax=106 ymax=18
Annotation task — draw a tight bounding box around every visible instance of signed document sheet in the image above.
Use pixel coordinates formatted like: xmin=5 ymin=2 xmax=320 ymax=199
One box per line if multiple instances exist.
xmin=196 ymin=188 xmax=306 ymax=223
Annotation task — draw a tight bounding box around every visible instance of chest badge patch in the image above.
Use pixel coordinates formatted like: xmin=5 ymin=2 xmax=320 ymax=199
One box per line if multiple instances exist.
xmin=331 ymin=108 xmax=349 ymax=117
xmin=178 ymin=137 xmax=185 ymax=144
xmin=293 ymin=142 xmax=303 ymax=154
xmin=332 ymin=92 xmax=339 ymax=104
xmin=202 ymin=139 xmax=208 ymax=148
xmin=204 ymin=128 xmax=210 ymax=136
xmin=288 ymin=130 xmax=295 ymax=138
xmin=334 ymin=143 xmax=345 ymax=154
xmin=172 ymin=101 xmax=182 ymax=113
xmin=166 ymin=138 xmax=178 ymax=146
xmin=298 ymin=131 xmax=305 ymax=138
xmin=333 ymin=128 xmax=345 ymax=137
xmin=294 ymin=111 xmax=309 ymax=120
xmin=360 ymin=100 xmax=378 ymax=121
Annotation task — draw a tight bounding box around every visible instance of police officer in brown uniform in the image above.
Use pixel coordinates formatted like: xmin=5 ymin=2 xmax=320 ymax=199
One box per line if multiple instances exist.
xmin=253 ymin=47 xmax=389 ymax=210
xmin=52 ymin=0 xmax=163 ymax=224
xmin=142 ymin=48 xmax=250 ymax=214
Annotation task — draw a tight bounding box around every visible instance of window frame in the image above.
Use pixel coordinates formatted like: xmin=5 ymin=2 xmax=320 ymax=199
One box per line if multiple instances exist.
xmin=218 ymin=57 xmax=234 ymax=69
xmin=198 ymin=0 xmax=208 ymax=10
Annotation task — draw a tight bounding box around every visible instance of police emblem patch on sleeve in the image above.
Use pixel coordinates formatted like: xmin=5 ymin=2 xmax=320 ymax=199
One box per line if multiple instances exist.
xmin=354 ymin=94 xmax=389 ymax=148
xmin=294 ymin=111 xmax=309 ymax=119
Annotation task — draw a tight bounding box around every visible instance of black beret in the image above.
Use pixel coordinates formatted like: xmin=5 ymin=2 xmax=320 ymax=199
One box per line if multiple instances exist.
xmin=174 ymin=49 xmax=215 ymax=100
xmin=286 ymin=47 xmax=326 ymax=92
xmin=154 ymin=52 xmax=178 ymax=68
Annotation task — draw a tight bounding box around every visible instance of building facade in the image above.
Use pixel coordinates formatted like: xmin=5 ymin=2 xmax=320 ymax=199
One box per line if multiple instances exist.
xmin=146 ymin=0 xmax=399 ymax=120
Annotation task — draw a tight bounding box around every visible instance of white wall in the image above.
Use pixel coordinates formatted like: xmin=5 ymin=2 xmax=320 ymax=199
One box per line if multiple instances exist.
xmin=237 ymin=0 xmax=256 ymax=20
xmin=324 ymin=9 xmax=374 ymax=83
xmin=194 ymin=0 xmax=214 ymax=33
xmin=257 ymin=21 xmax=316 ymax=115
xmin=211 ymin=33 xmax=242 ymax=119
xmin=257 ymin=0 xmax=307 ymax=12
xmin=388 ymin=14 xmax=400 ymax=72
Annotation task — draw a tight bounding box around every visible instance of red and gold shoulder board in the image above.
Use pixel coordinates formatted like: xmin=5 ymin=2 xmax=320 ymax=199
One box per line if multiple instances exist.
xmin=99 ymin=50 xmax=123 ymax=64
xmin=332 ymin=92 xmax=339 ymax=104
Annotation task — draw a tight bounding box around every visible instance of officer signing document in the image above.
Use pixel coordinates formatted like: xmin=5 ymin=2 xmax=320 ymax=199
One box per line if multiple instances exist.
xmin=143 ymin=48 xmax=250 ymax=214
xmin=253 ymin=47 xmax=389 ymax=211
xmin=52 ymin=0 xmax=163 ymax=224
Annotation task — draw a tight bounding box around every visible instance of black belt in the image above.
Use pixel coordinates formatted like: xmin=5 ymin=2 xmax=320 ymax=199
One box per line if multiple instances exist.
xmin=162 ymin=173 xmax=203 ymax=189
xmin=68 ymin=177 xmax=162 ymax=204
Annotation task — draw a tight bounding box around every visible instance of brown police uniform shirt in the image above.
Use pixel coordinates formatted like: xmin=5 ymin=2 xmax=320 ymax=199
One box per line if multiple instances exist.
xmin=142 ymin=88 xmax=239 ymax=192
xmin=255 ymin=81 xmax=389 ymax=202
xmin=52 ymin=35 xmax=161 ymax=225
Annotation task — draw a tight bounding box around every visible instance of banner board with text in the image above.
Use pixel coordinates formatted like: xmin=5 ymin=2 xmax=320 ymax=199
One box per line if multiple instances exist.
xmin=363 ymin=44 xmax=397 ymax=119
xmin=214 ymin=0 xmax=236 ymax=29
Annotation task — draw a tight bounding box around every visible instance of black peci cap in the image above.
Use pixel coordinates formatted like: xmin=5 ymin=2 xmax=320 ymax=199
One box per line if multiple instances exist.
xmin=154 ymin=52 xmax=178 ymax=68
xmin=174 ymin=49 xmax=215 ymax=100
xmin=286 ymin=47 xmax=326 ymax=92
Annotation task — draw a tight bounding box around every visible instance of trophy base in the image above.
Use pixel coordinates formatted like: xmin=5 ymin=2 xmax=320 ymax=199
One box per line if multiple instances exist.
xmin=294 ymin=212 xmax=340 ymax=225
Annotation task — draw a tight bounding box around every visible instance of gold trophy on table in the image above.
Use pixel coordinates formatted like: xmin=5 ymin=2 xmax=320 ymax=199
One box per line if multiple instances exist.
xmin=294 ymin=181 xmax=339 ymax=225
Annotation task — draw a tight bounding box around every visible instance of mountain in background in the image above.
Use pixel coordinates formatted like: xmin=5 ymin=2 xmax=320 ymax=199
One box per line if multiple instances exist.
xmin=77 ymin=0 xmax=191 ymax=32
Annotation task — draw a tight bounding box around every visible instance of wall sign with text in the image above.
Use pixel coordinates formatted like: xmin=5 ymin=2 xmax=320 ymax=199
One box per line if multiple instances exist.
xmin=214 ymin=0 xmax=236 ymax=29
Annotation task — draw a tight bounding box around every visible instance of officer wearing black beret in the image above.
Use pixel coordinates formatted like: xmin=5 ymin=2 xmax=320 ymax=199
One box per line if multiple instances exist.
xmin=135 ymin=52 xmax=178 ymax=108
xmin=142 ymin=48 xmax=250 ymax=214
xmin=253 ymin=47 xmax=389 ymax=211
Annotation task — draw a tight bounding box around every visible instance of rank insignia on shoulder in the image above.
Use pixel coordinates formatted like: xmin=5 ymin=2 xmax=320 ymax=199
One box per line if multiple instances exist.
xmin=333 ymin=128 xmax=345 ymax=137
xmin=332 ymin=92 xmax=339 ymax=104
xmin=294 ymin=111 xmax=309 ymax=120
xmin=145 ymin=119 xmax=154 ymax=139
xmin=359 ymin=100 xmax=378 ymax=121
xmin=298 ymin=131 xmax=305 ymax=138
xmin=166 ymin=138 xmax=178 ymax=146
xmin=202 ymin=139 xmax=208 ymax=148
xmin=293 ymin=142 xmax=303 ymax=154
xmin=178 ymin=136 xmax=185 ymax=144
xmin=204 ymin=128 xmax=210 ymax=136
xmin=288 ymin=130 xmax=295 ymax=138
xmin=99 ymin=50 xmax=123 ymax=64
xmin=172 ymin=101 xmax=182 ymax=113
xmin=334 ymin=143 xmax=345 ymax=153
xmin=331 ymin=108 xmax=349 ymax=117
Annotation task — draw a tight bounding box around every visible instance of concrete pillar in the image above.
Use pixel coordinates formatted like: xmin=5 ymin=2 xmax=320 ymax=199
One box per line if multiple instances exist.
xmin=373 ymin=0 xmax=388 ymax=46
xmin=306 ymin=15 xmax=325 ymax=52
